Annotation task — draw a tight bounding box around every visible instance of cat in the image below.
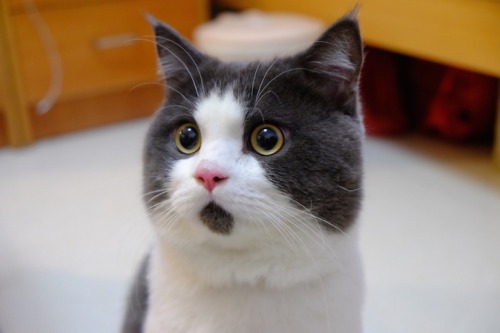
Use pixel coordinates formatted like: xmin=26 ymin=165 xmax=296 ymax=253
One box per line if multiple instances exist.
xmin=122 ymin=11 xmax=365 ymax=333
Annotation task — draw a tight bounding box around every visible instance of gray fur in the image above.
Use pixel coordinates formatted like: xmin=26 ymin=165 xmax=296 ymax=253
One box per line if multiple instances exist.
xmin=200 ymin=202 xmax=234 ymax=234
xmin=121 ymin=256 xmax=149 ymax=333
xmin=123 ymin=13 xmax=364 ymax=332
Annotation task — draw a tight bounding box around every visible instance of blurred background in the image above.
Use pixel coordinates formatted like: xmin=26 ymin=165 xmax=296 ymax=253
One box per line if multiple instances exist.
xmin=0 ymin=0 xmax=499 ymax=332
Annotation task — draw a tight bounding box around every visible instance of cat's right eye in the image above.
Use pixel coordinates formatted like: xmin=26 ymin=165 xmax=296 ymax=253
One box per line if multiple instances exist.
xmin=175 ymin=123 xmax=201 ymax=154
xmin=250 ymin=124 xmax=284 ymax=156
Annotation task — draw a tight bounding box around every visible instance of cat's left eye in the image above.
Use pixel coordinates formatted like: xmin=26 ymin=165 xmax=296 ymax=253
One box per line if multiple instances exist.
xmin=175 ymin=123 xmax=201 ymax=154
xmin=250 ymin=124 xmax=284 ymax=156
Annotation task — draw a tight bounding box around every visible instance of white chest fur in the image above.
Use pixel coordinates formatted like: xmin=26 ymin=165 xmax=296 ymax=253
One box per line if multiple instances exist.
xmin=144 ymin=224 xmax=364 ymax=333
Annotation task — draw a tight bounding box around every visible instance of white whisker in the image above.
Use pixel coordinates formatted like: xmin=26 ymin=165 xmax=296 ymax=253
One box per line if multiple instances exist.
xmin=251 ymin=60 xmax=262 ymax=94
xmin=134 ymin=37 xmax=203 ymax=98
xmin=128 ymin=80 xmax=165 ymax=94
xmin=254 ymin=67 xmax=304 ymax=107
xmin=255 ymin=58 xmax=279 ymax=106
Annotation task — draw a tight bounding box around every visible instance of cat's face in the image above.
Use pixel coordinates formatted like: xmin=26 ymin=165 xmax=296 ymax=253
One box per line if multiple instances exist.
xmin=144 ymin=15 xmax=364 ymax=250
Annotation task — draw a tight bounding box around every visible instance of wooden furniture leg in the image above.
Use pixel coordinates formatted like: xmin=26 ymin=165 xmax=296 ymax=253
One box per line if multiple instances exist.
xmin=494 ymin=85 xmax=500 ymax=169
xmin=0 ymin=0 xmax=33 ymax=147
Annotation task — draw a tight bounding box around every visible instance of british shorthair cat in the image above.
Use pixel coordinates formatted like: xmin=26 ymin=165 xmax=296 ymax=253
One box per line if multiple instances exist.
xmin=122 ymin=11 xmax=365 ymax=333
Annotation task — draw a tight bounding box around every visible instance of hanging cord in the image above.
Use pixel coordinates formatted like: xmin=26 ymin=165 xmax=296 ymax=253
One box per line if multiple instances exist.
xmin=23 ymin=0 xmax=63 ymax=114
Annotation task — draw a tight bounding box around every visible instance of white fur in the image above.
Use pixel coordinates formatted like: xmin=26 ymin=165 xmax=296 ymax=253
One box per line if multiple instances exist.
xmin=145 ymin=89 xmax=364 ymax=333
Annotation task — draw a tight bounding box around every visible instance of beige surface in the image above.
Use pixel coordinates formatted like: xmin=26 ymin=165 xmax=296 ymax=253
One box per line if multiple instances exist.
xmin=1 ymin=119 xmax=499 ymax=333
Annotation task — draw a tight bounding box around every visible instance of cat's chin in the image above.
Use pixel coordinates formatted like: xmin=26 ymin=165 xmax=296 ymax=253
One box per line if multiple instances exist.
xmin=199 ymin=202 xmax=234 ymax=234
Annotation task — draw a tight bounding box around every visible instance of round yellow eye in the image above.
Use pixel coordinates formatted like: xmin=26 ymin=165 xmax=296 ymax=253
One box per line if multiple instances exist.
xmin=175 ymin=123 xmax=201 ymax=154
xmin=250 ymin=124 xmax=284 ymax=156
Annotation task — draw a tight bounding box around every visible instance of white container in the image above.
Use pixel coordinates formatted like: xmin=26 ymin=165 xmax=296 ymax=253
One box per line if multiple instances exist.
xmin=194 ymin=10 xmax=324 ymax=62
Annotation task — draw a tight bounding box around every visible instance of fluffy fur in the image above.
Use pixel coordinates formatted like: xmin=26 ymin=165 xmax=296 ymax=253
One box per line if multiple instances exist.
xmin=122 ymin=12 xmax=365 ymax=333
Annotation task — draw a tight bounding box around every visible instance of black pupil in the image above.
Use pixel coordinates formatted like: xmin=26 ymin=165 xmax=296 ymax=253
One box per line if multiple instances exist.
xmin=256 ymin=127 xmax=278 ymax=150
xmin=179 ymin=127 xmax=198 ymax=149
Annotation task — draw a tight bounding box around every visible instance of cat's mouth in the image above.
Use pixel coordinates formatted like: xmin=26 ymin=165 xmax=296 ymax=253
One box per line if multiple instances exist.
xmin=199 ymin=202 xmax=234 ymax=234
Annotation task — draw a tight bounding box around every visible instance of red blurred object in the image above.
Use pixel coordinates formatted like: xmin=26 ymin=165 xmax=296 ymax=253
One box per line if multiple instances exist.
xmin=424 ymin=67 xmax=498 ymax=141
xmin=360 ymin=47 xmax=499 ymax=142
xmin=360 ymin=48 xmax=407 ymax=136
xmin=403 ymin=58 xmax=447 ymax=128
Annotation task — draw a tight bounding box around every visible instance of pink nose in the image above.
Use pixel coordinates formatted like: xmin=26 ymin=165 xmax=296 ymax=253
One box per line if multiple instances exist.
xmin=195 ymin=168 xmax=228 ymax=192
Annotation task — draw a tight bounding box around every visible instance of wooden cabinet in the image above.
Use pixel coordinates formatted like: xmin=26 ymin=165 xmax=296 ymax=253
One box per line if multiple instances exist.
xmin=217 ymin=0 xmax=500 ymax=168
xmin=0 ymin=0 xmax=208 ymax=146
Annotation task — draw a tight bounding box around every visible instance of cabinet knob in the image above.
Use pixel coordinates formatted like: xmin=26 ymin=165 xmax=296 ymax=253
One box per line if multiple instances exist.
xmin=93 ymin=33 xmax=139 ymax=50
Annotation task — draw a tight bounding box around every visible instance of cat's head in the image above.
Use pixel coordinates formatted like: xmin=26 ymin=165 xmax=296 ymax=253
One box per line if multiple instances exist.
xmin=144 ymin=14 xmax=364 ymax=253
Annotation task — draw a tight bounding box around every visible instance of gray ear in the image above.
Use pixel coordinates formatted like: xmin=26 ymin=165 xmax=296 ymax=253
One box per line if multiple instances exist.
xmin=300 ymin=13 xmax=363 ymax=108
xmin=147 ymin=15 xmax=206 ymax=89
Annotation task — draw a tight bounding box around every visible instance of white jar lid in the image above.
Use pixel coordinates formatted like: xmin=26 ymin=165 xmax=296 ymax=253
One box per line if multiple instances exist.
xmin=194 ymin=10 xmax=324 ymax=62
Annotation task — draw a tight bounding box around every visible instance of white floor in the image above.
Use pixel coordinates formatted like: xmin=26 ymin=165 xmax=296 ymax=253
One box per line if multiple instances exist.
xmin=1 ymin=119 xmax=499 ymax=333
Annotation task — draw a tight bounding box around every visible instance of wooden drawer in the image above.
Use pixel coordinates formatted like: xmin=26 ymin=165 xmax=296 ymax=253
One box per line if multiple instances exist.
xmin=0 ymin=0 xmax=207 ymax=145
xmin=12 ymin=0 xmax=205 ymax=103
xmin=10 ymin=0 xmax=94 ymax=10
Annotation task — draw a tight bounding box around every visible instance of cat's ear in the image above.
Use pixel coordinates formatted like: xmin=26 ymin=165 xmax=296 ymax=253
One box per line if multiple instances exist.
xmin=147 ymin=15 xmax=206 ymax=88
xmin=299 ymin=13 xmax=363 ymax=109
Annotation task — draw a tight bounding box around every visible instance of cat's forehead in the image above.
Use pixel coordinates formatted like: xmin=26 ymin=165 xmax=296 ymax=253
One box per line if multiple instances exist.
xmin=194 ymin=89 xmax=245 ymax=140
xmin=198 ymin=60 xmax=288 ymax=97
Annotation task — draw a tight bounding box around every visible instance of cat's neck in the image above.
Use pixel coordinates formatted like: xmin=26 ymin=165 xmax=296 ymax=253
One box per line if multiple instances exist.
xmin=150 ymin=222 xmax=361 ymax=289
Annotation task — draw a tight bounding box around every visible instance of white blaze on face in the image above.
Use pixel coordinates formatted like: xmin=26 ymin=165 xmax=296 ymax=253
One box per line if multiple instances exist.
xmin=193 ymin=90 xmax=246 ymax=172
xmin=195 ymin=90 xmax=245 ymax=146
xmin=165 ymin=89 xmax=267 ymax=235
